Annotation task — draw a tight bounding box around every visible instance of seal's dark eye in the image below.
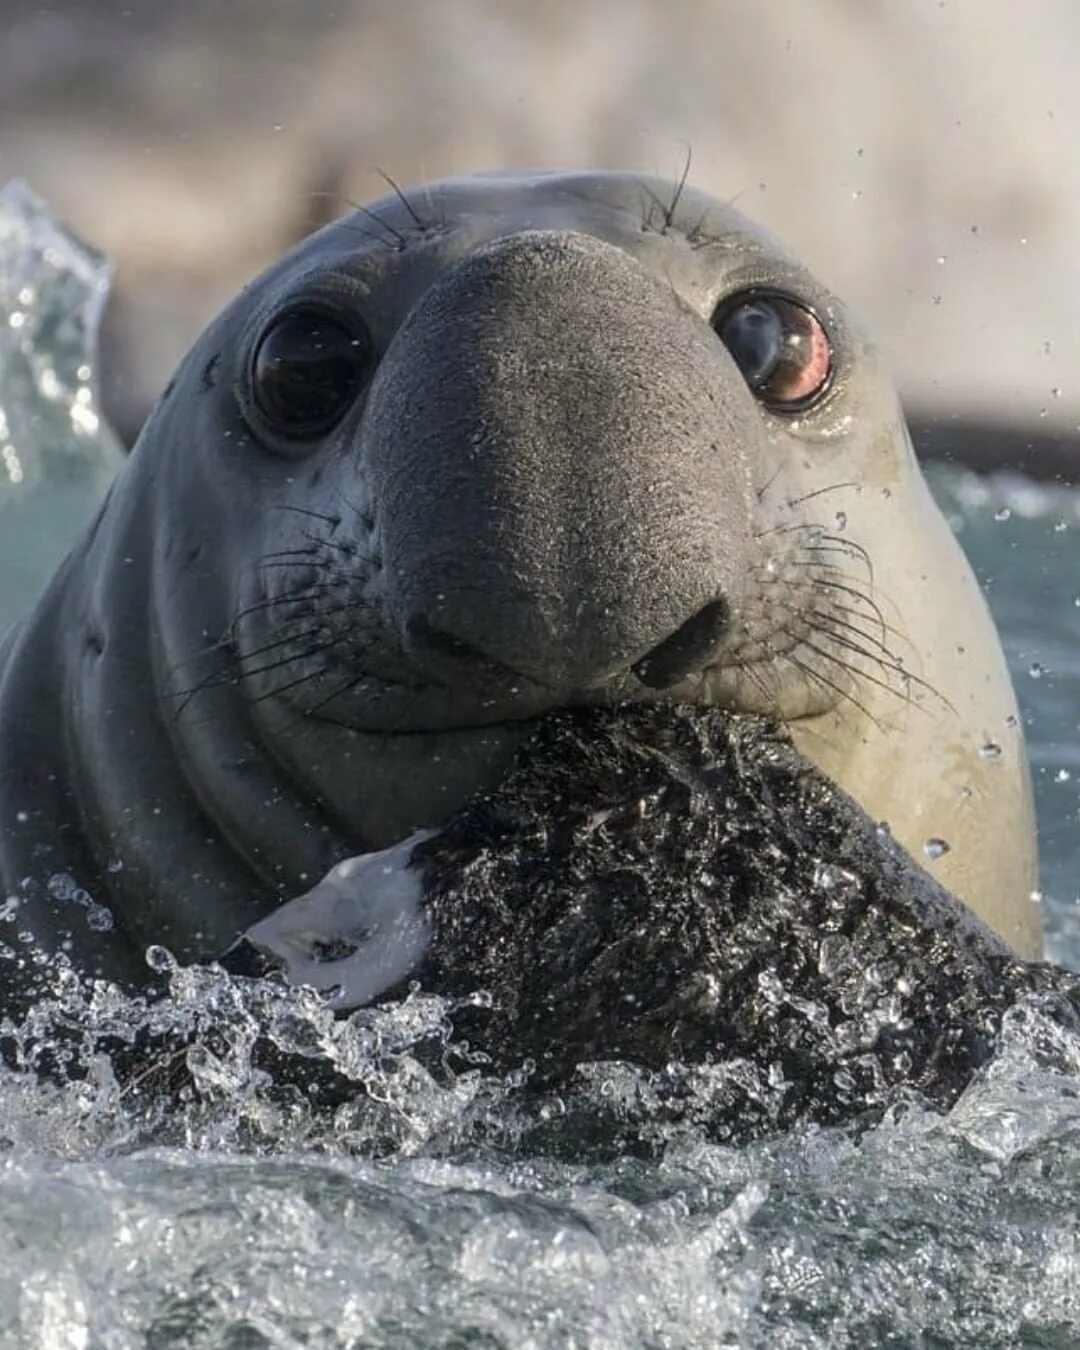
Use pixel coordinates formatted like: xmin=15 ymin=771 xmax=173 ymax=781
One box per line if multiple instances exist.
xmin=251 ymin=307 xmax=371 ymax=437
xmin=713 ymin=294 xmax=832 ymax=412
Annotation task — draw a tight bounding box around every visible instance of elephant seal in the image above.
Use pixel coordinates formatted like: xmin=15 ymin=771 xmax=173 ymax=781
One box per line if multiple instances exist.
xmin=0 ymin=169 xmax=1039 ymax=1010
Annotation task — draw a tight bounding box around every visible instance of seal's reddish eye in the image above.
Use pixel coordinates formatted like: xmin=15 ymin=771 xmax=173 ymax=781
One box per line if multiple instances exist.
xmin=252 ymin=306 xmax=371 ymax=438
xmin=713 ymin=293 xmax=832 ymax=412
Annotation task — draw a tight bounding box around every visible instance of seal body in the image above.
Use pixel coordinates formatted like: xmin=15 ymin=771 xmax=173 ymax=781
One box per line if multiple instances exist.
xmin=0 ymin=170 xmax=1039 ymax=1004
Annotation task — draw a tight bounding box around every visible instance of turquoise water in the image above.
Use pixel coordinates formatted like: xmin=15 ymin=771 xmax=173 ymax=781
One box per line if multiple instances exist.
xmin=0 ymin=462 xmax=1078 ymax=1348
xmin=927 ymin=466 xmax=1080 ymax=968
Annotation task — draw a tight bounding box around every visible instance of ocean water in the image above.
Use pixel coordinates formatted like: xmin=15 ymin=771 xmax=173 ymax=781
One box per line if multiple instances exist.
xmin=0 ymin=465 xmax=1075 ymax=1349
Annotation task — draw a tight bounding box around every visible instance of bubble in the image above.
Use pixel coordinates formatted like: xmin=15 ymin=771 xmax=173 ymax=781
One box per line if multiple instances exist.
xmin=144 ymin=944 xmax=178 ymax=974
xmin=1056 ymin=769 xmax=1072 ymax=783
xmin=923 ymin=837 xmax=950 ymax=861
xmin=85 ymin=905 xmax=114 ymax=932
xmin=994 ymin=507 xmax=1011 ymax=522
xmin=1029 ymin=662 xmax=1046 ymax=680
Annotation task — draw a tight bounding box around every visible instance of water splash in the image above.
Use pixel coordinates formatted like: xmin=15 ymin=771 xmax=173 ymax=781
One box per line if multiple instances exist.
xmin=0 ymin=179 xmax=124 ymax=634
xmin=3 ymin=949 xmax=1080 ymax=1346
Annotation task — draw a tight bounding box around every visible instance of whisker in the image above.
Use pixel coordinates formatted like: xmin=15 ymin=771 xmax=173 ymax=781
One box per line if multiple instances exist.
xmin=257 ymin=546 xmax=322 ymax=564
xmin=271 ymin=504 xmax=342 ymax=527
xmin=373 ymin=168 xmax=427 ymax=232
xmin=249 ymin=668 xmax=335 ymax=706
xmin=796 ymin=635 xmax=919 ymax=714
xmin=784 ymin=645 xmax=884 ymax=731
xmin=301 ymin=672 xmax=369 ymax=718
xmin=783 ymin=482 xmax=859 ymax=509
xmin=353 ymin=201 xmax=408 ymax=250
xmin=755 ymin=465 xmax=785 ymax=504
xmin=666 ymin=144 xmax=693 ymax=230
xmin=805 ymin=577 xmax=889 ymax=637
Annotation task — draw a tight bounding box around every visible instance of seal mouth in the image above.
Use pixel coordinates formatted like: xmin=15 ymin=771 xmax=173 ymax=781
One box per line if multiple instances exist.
xmin=294 ymin=644 xmax=840 ymax=736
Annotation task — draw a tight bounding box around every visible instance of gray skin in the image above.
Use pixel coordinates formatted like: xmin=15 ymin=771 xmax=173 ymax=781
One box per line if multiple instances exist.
xmin=0 ymin=170 xmax=1039 ymax=1004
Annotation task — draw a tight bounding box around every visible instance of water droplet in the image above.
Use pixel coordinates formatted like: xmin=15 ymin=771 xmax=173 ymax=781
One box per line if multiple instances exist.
xmin=936 ymin=254 xmax=948 ymax=265
xmin=1054 ymin=520 xmax=1068 ymax=533
xmin=1029 ymin=662 xmax=1046 ymax=680
xmin=994 ymin=506 xmax=1011 ymax=521
xmin=1056 ymin=769 xmax=1071 ymax=783
xmin=1052 ymin=386 xmax=1062 ymax=398
xmin=834 ymin=510 xmax=847 ymax=531
xmin=923 ymin=837 xmax=950 ymax=861
xmin=1030 ymin=889 xmax=1044 ymax=905
xmin=86 ymin=905 xmax=114 ymax=932
xmin=980 ymin=741 xmax=1002 ymax=760
xmin=145 ymin=945 xmax=178 ymax=974
xmin=812 ymin=861 xmax=861 ymax=897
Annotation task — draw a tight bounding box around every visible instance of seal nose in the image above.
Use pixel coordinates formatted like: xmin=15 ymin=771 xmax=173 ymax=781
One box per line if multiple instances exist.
xmin=365 ymin=226 xmax=760 ymax=702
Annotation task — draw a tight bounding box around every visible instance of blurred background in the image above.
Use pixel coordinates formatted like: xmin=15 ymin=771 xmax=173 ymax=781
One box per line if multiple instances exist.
xmin=0 ymin=0 xmax=1077 ymax=473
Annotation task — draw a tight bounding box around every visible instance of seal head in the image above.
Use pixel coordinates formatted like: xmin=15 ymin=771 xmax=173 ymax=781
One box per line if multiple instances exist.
xmin=0 ymin=170 xmax=1039 ymax=997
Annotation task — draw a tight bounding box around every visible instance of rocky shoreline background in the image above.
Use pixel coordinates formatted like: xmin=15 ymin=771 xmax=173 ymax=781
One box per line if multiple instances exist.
xmin=0 ymin=0 xmax=1077 ymax=474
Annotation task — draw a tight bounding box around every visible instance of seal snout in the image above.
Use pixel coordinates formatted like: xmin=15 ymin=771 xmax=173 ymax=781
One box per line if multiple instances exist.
xmin=364 ymin=223 xmax=761 ymax=711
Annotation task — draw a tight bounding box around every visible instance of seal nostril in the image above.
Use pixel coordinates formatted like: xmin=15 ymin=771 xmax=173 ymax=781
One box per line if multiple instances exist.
xmin=405 ymin=614 xmax=519 ymax=681
xmin=633 ymin=599 xmax=730 ymax=690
